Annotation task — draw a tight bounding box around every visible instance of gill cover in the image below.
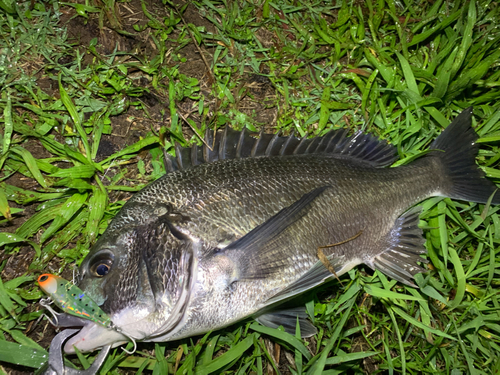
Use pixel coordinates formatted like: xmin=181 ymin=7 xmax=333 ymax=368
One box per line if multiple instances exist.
xmin=125 ymin=215 xmax=198 ymax=341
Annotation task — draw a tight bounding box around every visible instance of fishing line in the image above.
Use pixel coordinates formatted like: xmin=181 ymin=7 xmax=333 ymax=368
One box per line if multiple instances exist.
xmin=317 ymin=230 xmax=363 ymax=285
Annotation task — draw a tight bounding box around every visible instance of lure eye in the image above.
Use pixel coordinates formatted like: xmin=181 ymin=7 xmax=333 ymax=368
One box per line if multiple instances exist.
xmin=95 ymin=263 xmax=110 ymax=277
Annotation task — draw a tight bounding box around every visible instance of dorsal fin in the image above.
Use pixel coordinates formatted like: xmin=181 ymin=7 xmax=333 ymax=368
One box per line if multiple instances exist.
xmin=165 ymin=127 xmax=397 ymax=172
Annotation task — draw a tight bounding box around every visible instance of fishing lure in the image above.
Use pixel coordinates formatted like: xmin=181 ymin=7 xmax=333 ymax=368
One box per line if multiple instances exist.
xmin=38 ymin=273 xmax=137 ymax=354
xmin=37 ymin=273 xmax=112 ymax=328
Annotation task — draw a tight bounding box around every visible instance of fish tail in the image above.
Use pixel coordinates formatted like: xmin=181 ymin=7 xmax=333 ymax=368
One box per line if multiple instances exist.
xmin=430 ymin=107 xmax=499 ymax=205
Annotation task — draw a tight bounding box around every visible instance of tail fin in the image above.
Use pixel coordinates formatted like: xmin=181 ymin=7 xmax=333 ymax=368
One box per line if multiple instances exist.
xmin=430 ymin=107 xmax=499 ymax=205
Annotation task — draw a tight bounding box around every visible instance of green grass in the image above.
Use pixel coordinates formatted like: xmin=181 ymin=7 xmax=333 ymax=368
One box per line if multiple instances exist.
xmin=1 ymin=0 xmax=500 ymax=373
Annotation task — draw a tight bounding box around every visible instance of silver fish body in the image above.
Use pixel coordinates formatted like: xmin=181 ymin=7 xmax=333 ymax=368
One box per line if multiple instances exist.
xmin=64 ymin=108 xmax=499 ymax=353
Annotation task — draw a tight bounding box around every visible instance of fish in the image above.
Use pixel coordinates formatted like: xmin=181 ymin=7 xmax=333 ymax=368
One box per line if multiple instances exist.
xmin=58 ymin=108 xmax=499 ymax=354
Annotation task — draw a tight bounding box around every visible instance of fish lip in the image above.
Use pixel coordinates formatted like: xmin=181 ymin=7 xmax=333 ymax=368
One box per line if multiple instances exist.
xmin=63 ymin=322 xmax=128 ymax=354
xmin=51 ymin=312 xmax=90 ymax=328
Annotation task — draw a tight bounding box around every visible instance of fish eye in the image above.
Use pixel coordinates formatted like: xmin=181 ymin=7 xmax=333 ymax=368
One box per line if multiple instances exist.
xmin=95 ymin=263 xmax=110 ymax=277
xmin=88 ymin=251 xmax=114 ymax=278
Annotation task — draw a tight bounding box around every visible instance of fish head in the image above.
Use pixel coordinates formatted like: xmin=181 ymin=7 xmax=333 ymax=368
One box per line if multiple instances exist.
xmin=64 ymin=205 xmax=198 ymax=353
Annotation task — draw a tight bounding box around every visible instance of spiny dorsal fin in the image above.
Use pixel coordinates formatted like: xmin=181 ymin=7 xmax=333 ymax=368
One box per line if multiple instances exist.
xmin=165 ymin=127 xmax=397 ymax=172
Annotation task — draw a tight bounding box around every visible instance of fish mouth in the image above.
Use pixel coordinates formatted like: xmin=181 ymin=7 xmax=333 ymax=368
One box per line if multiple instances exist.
xmin=63 ymin=322 xmax=128 ymax=354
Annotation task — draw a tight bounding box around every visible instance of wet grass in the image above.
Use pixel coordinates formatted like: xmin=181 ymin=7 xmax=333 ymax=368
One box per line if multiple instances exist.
xmin=1 ymin=0 xmax=500 ymax=374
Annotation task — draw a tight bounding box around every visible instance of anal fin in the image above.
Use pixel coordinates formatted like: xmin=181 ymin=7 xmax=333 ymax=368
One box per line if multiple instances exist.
xmin=264 ymin=256 xmax=348 ymax=306
xmin=368 ymin=206 xmax=428 ymax=287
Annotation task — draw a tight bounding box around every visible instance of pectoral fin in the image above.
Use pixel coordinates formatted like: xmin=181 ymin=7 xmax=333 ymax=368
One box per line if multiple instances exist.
xmin=222 ymin=186 xmax=331 ymax=279
xmin=225 ymin=186 xmax=329 ymax=253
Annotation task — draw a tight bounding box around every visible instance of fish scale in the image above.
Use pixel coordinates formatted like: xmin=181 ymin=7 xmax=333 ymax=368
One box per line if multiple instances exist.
xmin=171 ymin=156 xmax=433 ymax=248
xmin=55 ymin=108 xmax=499 ymax=353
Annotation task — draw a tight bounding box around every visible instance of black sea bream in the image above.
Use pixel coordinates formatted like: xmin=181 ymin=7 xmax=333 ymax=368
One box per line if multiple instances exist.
xmin=63 ymin=108 xmax=499 ymax=353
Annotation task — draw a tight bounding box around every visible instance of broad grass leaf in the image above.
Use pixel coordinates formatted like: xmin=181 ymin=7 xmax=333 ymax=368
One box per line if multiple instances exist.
xmin=85 ymin=187 xmax=107 ymax=243
xmin=0 ymin=233 xmax=41 ymax=257
xmin=40 ymin=193 xmax=88 ymax=243
xmin=49 ymin=164 xmax=96 ymax=179
xmin=0 ymin=341 xmax=47 ymax=368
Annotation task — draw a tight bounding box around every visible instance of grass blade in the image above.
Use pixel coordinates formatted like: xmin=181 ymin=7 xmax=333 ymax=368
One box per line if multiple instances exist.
xmin=308 ymin=291 xmax=357 ymax=374
xmin=10 ymin=147 xmax=47 ymax=188
xmin=58 ymin=75 xmax=92 ymax=162
xmin=0 ymin=184 xmax=10 ymax=219
xmin=324 ymin=351 xmax=379 ymax=365
xmin=250 ymin=323 xmax=311 ymax=361
xmin=391 ymin=306 xmax=455 ymax=340
xmin=1 ymin=92 xmax=13 ymax=157
xmin=194 ymin=333 xmax=257 ymax=374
